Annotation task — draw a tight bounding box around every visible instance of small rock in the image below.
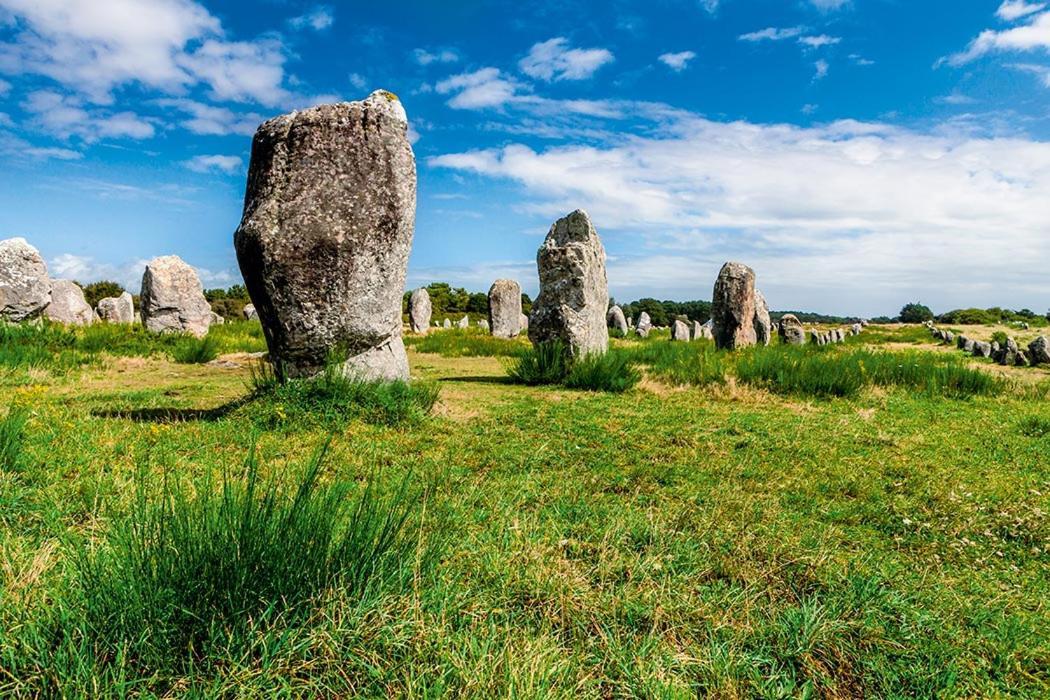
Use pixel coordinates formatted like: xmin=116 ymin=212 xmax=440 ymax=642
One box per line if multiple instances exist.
xmin=607 ymin=305 xmax=629 ymax=335
xmin=97 ymin=292 xmax=135 ymax=324
xmin=46 ymin=279 xmax=95 ymax=326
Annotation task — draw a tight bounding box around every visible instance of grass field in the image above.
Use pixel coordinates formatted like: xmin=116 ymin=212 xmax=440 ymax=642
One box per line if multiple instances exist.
xmin=1 ymin=321 xmax=1048 ymax=697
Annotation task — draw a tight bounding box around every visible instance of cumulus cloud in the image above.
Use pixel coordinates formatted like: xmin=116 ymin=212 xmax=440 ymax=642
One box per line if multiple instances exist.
xmin=0 ymin=131 xmax=81 ymax=160
xmin=518 ymin=37 xmax=614 ymax=81
xmin=289 ymin=5 xmax=333 ymax=31
xmin=814 ymin=59 xmax=829 ymax=79
xmin=435 ymin=67 xmax=526 ymax=109
xmin=946 ymin=9 xmax=1050 ymax=65
xmin=429 ymin=110 xmax=1050 ymax=315
xmin=22 ymin=89 xmax=155 ymax=141
xmin=740 ymin=27 xmax=805 ymax=42
xmin=997 ymin=1 xmax=1047 ymax=21
xmin=156 ymin=98 xmax=261 ymax=136
xmin=413 ymin=48 xmax=459 ymax=65
xmin=49 ymin=252 xmax=234 ymax=288
xmin=658 ymin=51 xmax=696 ymax=71
xmin=184 ymin=154 xmax=242 ymax=174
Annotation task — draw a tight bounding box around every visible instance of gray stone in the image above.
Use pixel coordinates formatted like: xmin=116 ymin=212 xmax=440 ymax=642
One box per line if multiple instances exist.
xmin=1015 ymin=350 xmax=1030 ymax=367
xmin=456 ymin=315 xmax=469 ymax=329
xmin=488 ymin=279 xmax=522 ymax=338
xmin=243 ymin=303 xmax=258 ymax=320
xmin=0 ymin=237 xmax=51 ymax=323
xmin=607 ymin=305 xmax=628 ymax=335
xmin=478 ymin=318 xmax=489 ymax=331
xmin=140 ymin=256 xmax=212 ymax=338
xmin=528 ymin=209 xmax=609 ymax=356
xmin=972 ymin=341 xmax=992 ymax=358
xmin=851 ymin=323 xmax=862 ymax=335
xmin=778 ymin=314 xmax=806 ymax=345
xmin=409 ymin=288 xmax=432 ymax=334
xmin=636 ymin=311 xmax=652 ymax=338
xmin=810 ymin=330 xmax=823 ymax=346
xmin=692 ymin=320 xmax=705 ymax=341
xmin=753 ymin=289 xmax=772 ymax=346
xmin=46 ymin=279 xmax=95 ymax=326
xmin=519 ymin=312 xmax=529 ymax=333
xmin=234 ymin=90 xmax=415 ymax=380
xmin=443 ymin=318 xmax=451 ymax=329
xmin=1028 ymin=336 xmax=1050 ymax=365
xmin=671 ymin=319 xmax=690 ymax=341
xmin=711 ymin=262 xmax=758 ymax=350
xmin=97 ymin=292 xmax=134 ymax=324
xmin=210 ymin=311 xmax=225 ymax=325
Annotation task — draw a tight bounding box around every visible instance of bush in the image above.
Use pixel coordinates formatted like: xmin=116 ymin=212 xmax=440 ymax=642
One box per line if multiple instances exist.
xmin=563 ymin=351 xmax=641 ymax=393
xmin=899 ymin=303 xmax=934 ymax=324
xmin=75 ymin=442 xmax=426 ymax=677
xmin=170 ymin=335 xmax=220 ymax=364
xmin=0 ymin=407 xmax=28 ymax=471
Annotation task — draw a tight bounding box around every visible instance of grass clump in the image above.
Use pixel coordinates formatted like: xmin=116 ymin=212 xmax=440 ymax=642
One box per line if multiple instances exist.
xmin=0 ymin=407 xmax=28 ymax=471
xmin=169 ymin=334 xmax=220 ymax=364
xmin=626 ymin=339 xmax=728 ymax=387
xmin=507 ymin=340 xmax=640 ymax=392
xmin=405 ymin=327 xmax=526 ymax=358
xmin=74 ymin=442 xmax=426 ymax=679
xmin=250 ymin=358 xmax=439 ymax=427
xmin=506 ymin=340 xmax=572 ymax=385
xmin=1018 ymin=415 xmax=1050 ymax=438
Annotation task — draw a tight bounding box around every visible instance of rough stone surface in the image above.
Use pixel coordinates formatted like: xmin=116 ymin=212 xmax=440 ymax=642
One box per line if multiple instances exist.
xmin=753 ymin=289 xmax=772 ymax=346
xmin=243 ymin=303 xmax=258 ymax=320
xmin=973 ymin=341 xmax=992 ymax=358
xmin=456 ymin=316 xmax=469 ymax=329
xmin=488 ymin=279 xmax=522 ymax=338
xmin=519 ymin=312 xmax=529 ymax=332
xmin=711 ymin=262 xmax=758 ymax=350
xmin=636 ymin=311 xmax=652 ymax=338
xmin=528 ymin=209 xmax=609 ymax=356
xmin=851 ymin=323 xmax=862 ymax=335
xmin=234 ymin=90 xmax=415 ymax=380
xmin=811 ymin=330 xmax=823 ymax=346
xmin=46 ymin=279 xmax=95 ymax=326
xmin=1028 ymin=336 xmax=1050 ymax=365
xmin=1015 ymin=350 xmax=1030 ymax=367
xmin=408 ymin=288 xmax=432 ymax=334
xmin=671 ymin=319 xmax=690 ymax=341
xmin=607 ymin=305 xmax=628 ymax=335
xmin=97 ymin=292 xmax=135 ymax=324
xmin=0 ymin=237 xmax=51 ymax=323
xmin=210 ymin=311 xmax=225 ymax=325
xmin=140 ymin=256 xmax=212 ymax=338
xmin=778 ymin=314 xmax=806 ymax=345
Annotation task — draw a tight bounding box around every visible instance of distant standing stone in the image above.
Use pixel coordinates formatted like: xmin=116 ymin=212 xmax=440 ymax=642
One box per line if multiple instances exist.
xmin=972 ymin=341 xmax=992 ymax=358
xmin=0 ymin=237 xmax=51 ymax=323
xmin=851 ymin=323 xmax=862 ymax=335
xmin=753 ymin=289 xmax=772 ymax=346
xmin=1028 ymin=336 xmax=1050 ymax=365
xmin=810 ymin=330 xmax=823 ymax=346
xmin=46 ymin=279 xmax=95 ymax=326
xmin=778 ymin=314 xmax=806 ymax=345
xmin=711 ymin=262 xmax=758 ymax=350
xmin=210 ymin=311 xmax=225 ymax=325
xmin=140 ymin=256 xmax=212 ymax=338
xmin=692 ymin=320 xmax=704 ymax=341
xmin=409 ymin=288 xmax=432 ymax=334
xmin=528 ymin=209 xmax=609 ymax=356
xmin=607 ymin=305 xmax=628 ymax=335
xmin=243 ymin=303 xmax=258 ymax=321
xmin=456 ymin=315 xmax=469 ymax=329
xmin=478 ymin=319 xmax=489 ymax=331
xmin=488 ymin=279 xmax=522 ymax=338
xmin=233 ymin=91 xmax=415 ymax=380
xmin=671 ymin=319 xmax=690 ymax=341
xmin=96 ymin=292 xmax=135 ymax=324
xmin=636 ymin=311 xmax=652 ymax=338
xmin=443 ymin=318 xmax=451 ymax=329
xmin=519 ymin=312 xmax=529 ymax=333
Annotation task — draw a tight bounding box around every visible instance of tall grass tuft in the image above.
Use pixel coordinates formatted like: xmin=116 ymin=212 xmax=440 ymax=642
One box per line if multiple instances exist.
xmin=506 ymin=340 xmax=571 ymax=385
xmin=0 ymin=407 xmax=28 ymax=471
xmin=564 ymin=351 xmax=641 ymax=393
xmin=75 ymin=442 xmax=426 ymax=675
xmin=249 ymin=357 xmax=440 ymax=427
xmin=169 ymin=334 xmax=220 ymax=364
xmin=626 ymin=340 xmax=728 ymax=387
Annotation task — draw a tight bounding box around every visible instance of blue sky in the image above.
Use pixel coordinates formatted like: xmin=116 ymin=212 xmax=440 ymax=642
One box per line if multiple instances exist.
xmin=1 ymin=0 xmax=1049 ymax=317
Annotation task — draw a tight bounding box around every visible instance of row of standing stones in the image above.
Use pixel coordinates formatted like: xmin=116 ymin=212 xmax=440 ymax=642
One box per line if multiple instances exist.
xmin=927 ymin=322 xmax=1050 ymax=367
xmin=0 ymin=237 xmax=220 ymax=337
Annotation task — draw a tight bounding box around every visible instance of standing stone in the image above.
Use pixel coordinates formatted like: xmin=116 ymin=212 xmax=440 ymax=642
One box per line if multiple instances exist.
xmin=456 ymin=315 xmax=469 ymax=329
xmin=810 ymin=330 xmax=823 ymax=346
xmin=234 ymin=90 xmax=415 ymax=380
xmin=488 ymin=279 xmax=522 ymax=338
xmin=46 ymin=280 xmax=95 ymax=326
xmin=243 ymin=303 xmax=258 ymax=320
xmin=0 ymin=237 xmax=51 ymax=323
xmin=778 ymin=314 xmax=806 ymax=345
xmin=636 ymin=312 xmax=652 ymax=338
xmin=972 ymin=341 xmax=992 ymax=358
xmin=692 ymin=320 xmax=704 ymax=341
xmin=607 ymin=305 xmax=628 ymax=335
xmin=711 ymin=262 xmax=758 ymax=350
xmin=519 ymin=312 xmax=529 ymax=333
xmin=408 ymin=288 xmax=431 ymax=334
xmin=999 ymin=337 xmax=1019 ymax=366
xmin=478 ymin=319 xmax=489 ymax=331
xmin=210 ymin=311 xmax=225 ymax=325
xmin=671 ymin=319 xmax=690 ymax=341
xmin=528 ymin=209 xmax=609 ymax=356
xmin=1015 ymin=350 xmax=1030 ymax=367
xmin=1028 ymin=336 xmax=1050 ymax=365
xmin=753 ymin=289 xmax=772 ymax=346
xmin=851 ymin=323 xmax=862 ymax=336
xmin=97 ymin=292 xmax=134 ymax=324
xmin=443 ymin=318 xmax=451 ymax=329
xmin=140 ymin=256 xmax=212 ymax=338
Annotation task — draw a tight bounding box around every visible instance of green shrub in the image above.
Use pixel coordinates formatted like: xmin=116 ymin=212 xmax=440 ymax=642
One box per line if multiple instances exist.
xmin=405 ymin=328 xmax=526 ymax=358
xmin=563 ymin=351 xmax=641 ymax=393
xmin=0 ymin=407 xmax=28 ymax=471
xmin=1018 ymin=415 xmax=1050 ymax=438
xmin=76 ymin=442 xmax=426 ymax=676
xmin=990 ymin=331 xmax=1009 ymax=347
xmin=170 ymin=335 xmax=220 ymax=364
xmin=506 ymin=340 xmax=571 ymax=385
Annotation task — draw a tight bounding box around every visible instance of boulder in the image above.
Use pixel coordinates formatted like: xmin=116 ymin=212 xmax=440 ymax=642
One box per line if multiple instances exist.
xmin=711 ymin=262 xmax=758 ymax=350
xmin=96 ymin=292 xmax=135 ymax=324
xmin=998 ymin=337 xmax=1019 ymax=366
xmin=851 ymin=323 xmax=862 ymax=335
xmin=607 ymin=305 xmax=629 ymax=335
xmin=692 ymin=320 xmax=705 ymax=341
xmin=528 ymin=209 xmax=609 ymax=356
xmin=778 ymin=314 xmax=806 ymax=345
xmin=140 ymin=256 xmax=212 ymax=338
xmin=45 ymin=279 xmax=95 ymax=326
xmin=519 ymin=312 xmax=529 ymax=333
xmin=972 ymin=341 xmax=992 ymax=358
xmin=810 ymin=330 xmax=823 ymax=346
xmin=944 ymin=330 xmax=954 ymax=344
xmin=636 ymin=311 xmax=652 ymax=338
xmin=233 ymin=90 xmax=415 ymax=380
xmin=488 ymin=279 xmax=522 ymax=338
xmin=671 ymin=319 xmax=690 ymax=341
xmin=443 ymin=318 xmax=451 ymax=329
xmin=753 ymin=289 xmax=772 ymax=346
xmin=409 ymin=288 xmax=432 ymax=334
xmin=1028 ymin=336 xmax=1050 ymax=365
xmin=0 ymin=237 xmax=51 ymax=323
xmin=210 ymin=311 xmax=225 ymax=325
xmin=456 ymin=315 xmax=469 ymax=329
xmin=243 ymin=303 xmax=258 ymax=320
xmin=1015 ymin=350 xmax=1030 ymax=367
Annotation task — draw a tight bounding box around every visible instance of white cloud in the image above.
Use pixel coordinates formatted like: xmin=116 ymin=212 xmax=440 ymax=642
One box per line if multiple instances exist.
xmin=658 ymin=51 xmax=696 ymax=71
xmin=997 ymin=1 xmax=1047 ymax=21
xmin=48 ymin=252 xmax=234 ymax=289
xmin=413 ymin=48 xmax=459 ymax=65
xmin=518 ymin=37 xmax=614 ymax=81
xmin=801 ymin=103 xmax=818 ymax=114
xmin=850 ymin=53 xmax=875 ymax=66
xmin=22 ymin=89 xmax=155 ymax=140
xmin=348 ymin=72 xmax=367 ymax=90
xmin=809 ymin=0 xmax=850 ymax=10
xmin=1009 ymin=61 xmax=1050 ymax=84
xmin=799 ymin=34 xmax=841 ymax=48
xmin=184 ymin=154 xmax=242 ymax=174
xmin=435 ymin=67 xmax=526 ymax=109
xmin=289 ymin=5 xmax=333 ymax=31
xmin=0 ymin=131 xmax=81 ymax=160
xmin=739 ymin=27 xmax=804 ymax=42
xmin=946 ymin=10 xmax=1050 ymax=65
xmin=156 ymin=98 xmax=261 ymax=136
xmin=431 ymin=111 xmax=1050 ymax=315
xmin=175 ymin=37 xmax=289 ymax=106
xmin=813 ymin=59 xmax=829 ymax=79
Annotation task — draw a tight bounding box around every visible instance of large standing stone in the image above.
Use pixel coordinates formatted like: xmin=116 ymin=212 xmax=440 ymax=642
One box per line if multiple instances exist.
xmin=0 ymin=237 xmax=51 ymax=323
xmin=97 ymin=292 xmax=134 ymax=324
xmin=636 ymin=312 xmax=652 ymax=338
xmin=46 ymin=279 xmax=95 ymax=326
xmin=753 ymin=289 xmax=772 ymax=346
xmin=528 ymin=209 xmax=609 ymax=356
xmin=488 ymin=279 xmax=522 ymax=338
xmin=1028 ymin=336 xmax=1050 ymax=365
xmin=234 ymin=91 xmax=415 ymax=380
xmin=408 ymin=288 xmax=431 ymax=334
xmin=671 ymin=319 xmax=690 ymax=341
xmin=243 ymin=303 xmax=258 ymax=320
xmin=140 ymin=256 xmax=212 ymax=338
xmin=711 ymin=262 xmax=758 ymax=350
xmin=607 ymin=305 xmax=628 ymax=335
xmin=778 ymin=314 xmax=806 ymax=345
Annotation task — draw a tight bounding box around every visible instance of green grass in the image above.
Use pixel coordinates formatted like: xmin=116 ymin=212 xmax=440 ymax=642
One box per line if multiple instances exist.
xmin=625 ymin=338 xmax=728 ymax=387
xmin=170 ymin=334 xmax=220 ymax=364
xmin=405 ymin=327 xmax=527 ymax=358
xmin=1018 ymin=415 xmax=1050 ymax=438
xmin=506 ymin=340 xmax=572 ymax=385
xmin=507 ymin=340 xmax=641 ymax=392
xmin=0 ymin=407 xmax=28 ymax=471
